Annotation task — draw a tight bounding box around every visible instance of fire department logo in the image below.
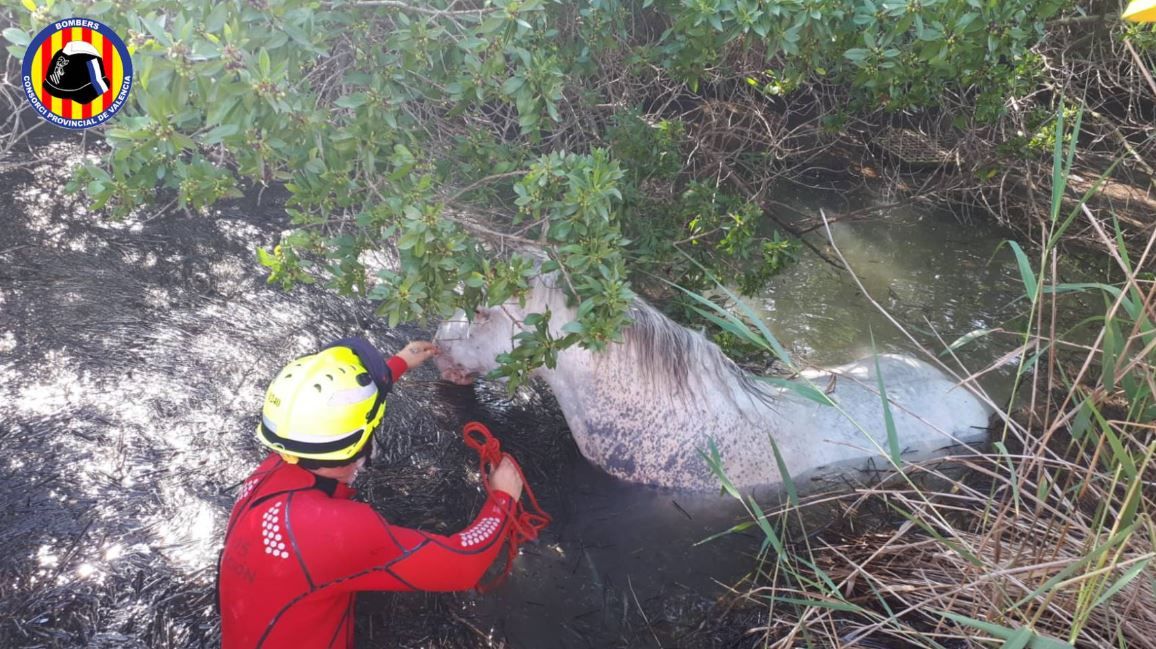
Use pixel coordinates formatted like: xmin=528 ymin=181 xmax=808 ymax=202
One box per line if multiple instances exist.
xmin=20 ymin=18 xmax=133 ymax=130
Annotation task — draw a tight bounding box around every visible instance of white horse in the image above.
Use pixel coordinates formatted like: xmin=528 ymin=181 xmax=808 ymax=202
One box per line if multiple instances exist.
xmin=434 ymin=277 xmax=992 ymax=490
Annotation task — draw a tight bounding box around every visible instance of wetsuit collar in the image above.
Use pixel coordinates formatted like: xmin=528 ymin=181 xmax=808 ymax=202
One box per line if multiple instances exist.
xmin=258 ymin=455 xmax=357 ymax=500
xmin=312 ymin=474 xmax=341 ymax=497
xmin=311 ymin=473 xmax=356 ymax=499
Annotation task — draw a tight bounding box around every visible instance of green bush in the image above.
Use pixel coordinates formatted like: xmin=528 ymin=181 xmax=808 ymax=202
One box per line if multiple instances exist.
xmin=3 ymin=0 xmax=1072 ymax=381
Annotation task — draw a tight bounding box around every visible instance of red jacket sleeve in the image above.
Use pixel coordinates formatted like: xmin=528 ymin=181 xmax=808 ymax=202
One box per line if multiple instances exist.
xmin=385 ymin=355 xmax=408 ymax=382
xmin=318 ymin=490 xmax=514 ymax=593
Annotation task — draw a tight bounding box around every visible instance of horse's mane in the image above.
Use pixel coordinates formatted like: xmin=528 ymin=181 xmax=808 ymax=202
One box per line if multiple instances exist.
xmin=530 ymin=273 xmax=776 ymax=407
xmin=621 ymin=300 xmax=777 ymax=407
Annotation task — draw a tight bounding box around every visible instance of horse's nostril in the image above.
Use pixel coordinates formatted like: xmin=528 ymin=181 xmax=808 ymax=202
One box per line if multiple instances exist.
xmin=437 ymin=362 xmax=477 ymax=386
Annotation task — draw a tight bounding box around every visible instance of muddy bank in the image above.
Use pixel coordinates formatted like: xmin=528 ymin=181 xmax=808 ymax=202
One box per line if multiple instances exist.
xmin=0 ymin=137 xmax=766 ymax=648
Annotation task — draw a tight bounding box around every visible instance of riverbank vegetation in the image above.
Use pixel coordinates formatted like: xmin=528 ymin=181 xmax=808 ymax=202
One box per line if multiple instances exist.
xmin=703 ymin=113 xmax=1155 ymax=647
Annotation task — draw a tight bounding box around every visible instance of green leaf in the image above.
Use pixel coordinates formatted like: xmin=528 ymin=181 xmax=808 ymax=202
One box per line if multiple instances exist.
xmin=501 ymin=75 xmax=525 ymax=96
xmin=141 ymin=15 xmax=172 ymax=47
xmin=686 ymin=305 xmax=767 ymax=351
xmin=757 ymin=377 xmax=835 ymax=408
xmin=1007 ymin=240 xmax=1038 ymax=302
xmin=21 ymin=0 xmax=36 ymax=12
xmin=1001 ymin=628 xmax=1033 ymax=649
xmin=695 ymin=520 xmax=755 ymax=545
xmin=478 ymin=15 xmax=505 ymax=34
xmin=745 ymin=496 xmax=784 ymax=556
xmin=1008 ymin=525 xmax=1136 ymax=610
xmin=1102 ymin=318 xmax=1121 ymax=393
xmin=1041 ymin=283 xmax=1122 ymax=298
xmin=844 ymin=48 xmax=869 ymax=63
xmin=2 ymin=28 xmax=30 ymax=47
xmin=937 ymin=611 xmax=1074 ymax=649
xmin=335 ymin=93 xmax=369 ymax=108
xmin=711 ymin=285 xmax=792 ymax=365
xmin=206 ymin=95 xmax=240 ymax=126
xmin=943 ymin=328 xmax=993 ymax=355
xmin=767 ymin=433 xmax=798 ymax=507
xmin=870 ymin=331 xmax=901 ymax=466
xmin=205 ymin=4 xmax=229 ymax=33
xmin=258 ymin=48 xmax=271 ymax=76
xmin=1093 ymin=406 xmax=1137 ymax=479
xmin=701 ymin=438 xmax=741 ymax=500
xmin=994 ymin=442 xmax=1022 ymax=511
xmin=1069 ymin=397 xmax=1094 ymax=440
xmin=303 ymin=158 xmax=326 ymax=176
xmin=769 ymin=596 xmax=860 ymax=613
xmin=201 ymin=123 xmax=238 ymax=145
xmin=1089 ymin=558 xmax=1151 ymax=612
xmin=256 ymin=246 xmax=276 ymax=268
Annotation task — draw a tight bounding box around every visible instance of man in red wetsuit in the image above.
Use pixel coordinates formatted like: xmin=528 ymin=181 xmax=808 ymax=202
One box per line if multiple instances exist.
xmin=218 ymin=337 xmax=524 ymax=649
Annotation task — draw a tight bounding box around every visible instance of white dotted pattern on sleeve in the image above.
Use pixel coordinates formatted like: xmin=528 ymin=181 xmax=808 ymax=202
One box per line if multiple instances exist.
xmin=237 ymin=479 xmax=257 ymax=502
xmin=260 ymin=501 xmax=290 ymax=559
xmin=459 ymin=516 xmax=502 ymax=548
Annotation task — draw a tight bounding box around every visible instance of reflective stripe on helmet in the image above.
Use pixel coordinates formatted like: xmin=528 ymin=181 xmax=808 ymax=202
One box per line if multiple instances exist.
xmin=258 ymin=420 xmax=367 ymax=456
xmin=327 ymin=382 xmax=377 ymax=407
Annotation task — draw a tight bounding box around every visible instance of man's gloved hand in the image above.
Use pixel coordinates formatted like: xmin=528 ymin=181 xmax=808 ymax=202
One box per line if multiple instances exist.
xmin=397 ymin=341 xmax=439 ymax=369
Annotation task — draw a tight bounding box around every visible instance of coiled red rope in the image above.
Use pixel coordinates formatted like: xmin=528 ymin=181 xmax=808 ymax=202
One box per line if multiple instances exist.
xmin=462 ymin=421 xmax=551 ymax=592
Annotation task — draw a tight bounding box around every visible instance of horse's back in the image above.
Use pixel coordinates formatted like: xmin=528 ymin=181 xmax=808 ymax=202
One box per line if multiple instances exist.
xmin=780 ymin=354 xmax=991 ymax=478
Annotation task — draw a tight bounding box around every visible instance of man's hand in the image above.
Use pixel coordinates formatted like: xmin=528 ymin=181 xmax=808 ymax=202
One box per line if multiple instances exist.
xmin=490 ymin=456 xmax=524 ymax=501
xmin=397 ymin=340 xmax=439 ymax=369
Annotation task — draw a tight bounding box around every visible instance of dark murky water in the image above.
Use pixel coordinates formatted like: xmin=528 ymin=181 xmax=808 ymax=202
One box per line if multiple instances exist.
xmin=753 ymin=188 xmax=1103 ymax=400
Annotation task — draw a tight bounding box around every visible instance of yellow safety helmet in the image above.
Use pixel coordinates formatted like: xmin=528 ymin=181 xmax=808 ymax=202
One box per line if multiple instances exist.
xmin=257 ymin=342 xmax=388 ymax=464
xmin=1124 ymin=0 xmax=1156 ymax=21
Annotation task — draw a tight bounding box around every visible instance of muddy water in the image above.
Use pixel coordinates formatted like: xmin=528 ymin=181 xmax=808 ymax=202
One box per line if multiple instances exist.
xmin=0 ymin=138 xmax=754 ymax=649
xmin=0 ymin=138 xmax=1075 ymax=649
xmin=754 ymin=188 xmax=1100 ymax=400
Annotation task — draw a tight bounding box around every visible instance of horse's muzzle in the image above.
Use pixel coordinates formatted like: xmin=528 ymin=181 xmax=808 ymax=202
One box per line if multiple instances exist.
xmin=434 ymin=312 xmax=478 ymax=385
xmin=439 ymin=365 xmax=478 ymax=385
xmin=434 ymin=355 xmax=478 ymax=385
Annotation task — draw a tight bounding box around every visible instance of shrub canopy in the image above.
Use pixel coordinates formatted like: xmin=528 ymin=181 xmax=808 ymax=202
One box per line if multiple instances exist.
xmin=7 ymin=0 xmax=1136 ymax=381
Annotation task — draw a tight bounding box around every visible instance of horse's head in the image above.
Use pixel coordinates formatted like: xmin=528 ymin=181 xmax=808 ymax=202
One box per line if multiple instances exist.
xmin=434 ymin=301 xmax=530 ymax=385
xmin=435 ymin=274 xmax=572 ymax=384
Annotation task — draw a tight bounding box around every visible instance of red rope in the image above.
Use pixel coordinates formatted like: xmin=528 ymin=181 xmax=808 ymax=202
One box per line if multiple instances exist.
xmin=462 ymin=421 xmax=551 ymax=592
